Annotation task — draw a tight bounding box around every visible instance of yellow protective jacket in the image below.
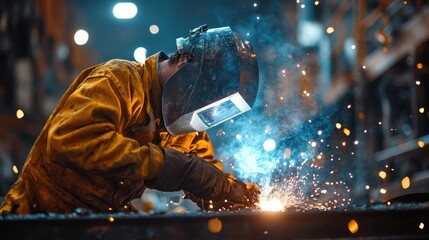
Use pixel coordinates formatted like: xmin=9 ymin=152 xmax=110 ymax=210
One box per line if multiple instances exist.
xmin=0 ymin=52 xmax=221 ymax=214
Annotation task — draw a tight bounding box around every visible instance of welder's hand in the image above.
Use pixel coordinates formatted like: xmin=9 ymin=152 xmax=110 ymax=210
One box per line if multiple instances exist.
xmin=145 ymin=147 xmax=259 ymax=210
xmin=185 ymin=178 xmax=260 ymax=211
xmin=225 ymin=177 xmax=260 ymax=209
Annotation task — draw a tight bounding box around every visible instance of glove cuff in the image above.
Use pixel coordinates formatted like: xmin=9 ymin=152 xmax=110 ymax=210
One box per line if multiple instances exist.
xmin=145 ymin=147 xmax=189 ymax=191
xmin=146 ymin=147 xmax=230 ymax=201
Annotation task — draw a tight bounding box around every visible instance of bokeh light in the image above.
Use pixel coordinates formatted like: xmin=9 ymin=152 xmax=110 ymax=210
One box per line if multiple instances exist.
xmin=208 ymin=218 xmax=222 ymax=233
xmin=134 ymin=47 xmax=147 ymax=63
xmin=348 ymin=219 xmax=359 ymax=234
xmin=16 ymin=109 xmax=24 ymax=119
xmin=263 ymin=139 xmax=276 ymax=152
xmin=113 ymin=2 xmax=138 ymax=19
xmin=149 ymin=25 xmax=159 ymax=34
xmin=74 ymin=29 xmax=89 ymax=45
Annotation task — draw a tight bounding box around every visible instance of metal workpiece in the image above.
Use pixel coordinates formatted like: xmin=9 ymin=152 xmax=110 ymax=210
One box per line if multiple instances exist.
xmin=1 ymin=203 xmax=428 ymax=239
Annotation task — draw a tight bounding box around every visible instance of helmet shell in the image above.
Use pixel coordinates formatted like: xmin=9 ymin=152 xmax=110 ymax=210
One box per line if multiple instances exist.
xmin=162 ymin=26 xmax=259 ymax=135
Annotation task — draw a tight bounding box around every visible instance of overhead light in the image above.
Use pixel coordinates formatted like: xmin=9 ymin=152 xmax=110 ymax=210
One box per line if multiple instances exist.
xmin=113 ymin=2 xmax=138 ymax=19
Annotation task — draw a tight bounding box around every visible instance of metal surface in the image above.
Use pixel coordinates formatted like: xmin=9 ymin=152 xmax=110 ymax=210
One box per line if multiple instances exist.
xmin=1 ymin=204 xmax=429 ymax=239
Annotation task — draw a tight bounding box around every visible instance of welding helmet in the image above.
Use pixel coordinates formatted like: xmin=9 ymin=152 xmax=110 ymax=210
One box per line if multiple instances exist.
xmin=162 ymin=24 xmax=259 ymax=136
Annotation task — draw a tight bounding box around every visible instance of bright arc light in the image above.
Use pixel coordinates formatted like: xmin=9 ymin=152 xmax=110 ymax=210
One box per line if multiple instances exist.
xmin=263 ymin=139 xmax=276 ymax=152
xmin=74 ymin=29 xmax=89 ymax=45
xmin=259 ymin=198 xmax=284 ymax=211
xmin=113 ymin=2 xmax=138 ymax=19
xmin=134 ymin=47 xmax=147 ymax=63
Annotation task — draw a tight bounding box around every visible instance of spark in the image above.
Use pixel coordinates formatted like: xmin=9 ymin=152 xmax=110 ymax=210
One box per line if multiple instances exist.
xmin=302 ymin=90 xmax=310 ymax=97
xmin=379 ymin=171 xmax=387 ymax=179
xmin=343 ymin=128 xmax=351 ymax=136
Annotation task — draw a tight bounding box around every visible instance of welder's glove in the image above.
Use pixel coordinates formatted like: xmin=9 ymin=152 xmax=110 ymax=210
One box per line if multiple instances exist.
xmin=185 ymin=178 xmax=260 ymax=211
xmin=145 ymin=147 xmax=259 ymax=209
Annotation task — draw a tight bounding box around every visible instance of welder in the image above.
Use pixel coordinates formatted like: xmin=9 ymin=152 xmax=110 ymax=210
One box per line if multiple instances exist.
xmin=0 ymin=24 xmax=260 ymax=214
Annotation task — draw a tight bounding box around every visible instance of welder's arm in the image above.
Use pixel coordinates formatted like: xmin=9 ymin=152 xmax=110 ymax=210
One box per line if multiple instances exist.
xmin=145 ymin=147 xmax=259 ymax=208
xmin=47 ymin=75 xmax=164 ymax=180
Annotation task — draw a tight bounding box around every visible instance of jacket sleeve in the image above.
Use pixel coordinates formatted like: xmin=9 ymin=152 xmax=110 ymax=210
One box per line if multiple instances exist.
xmin=46 ymin=74 xmax=164 ymax=180
xmin=188 ymin=132 xmax=224 ymax=171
